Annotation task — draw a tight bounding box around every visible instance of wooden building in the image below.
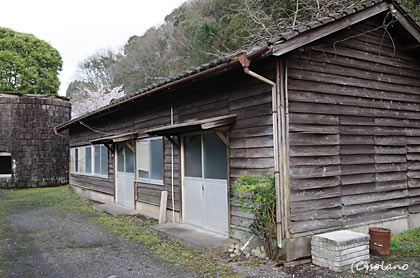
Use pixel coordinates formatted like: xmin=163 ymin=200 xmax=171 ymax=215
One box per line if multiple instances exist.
xmin=56 ymin=0 xmax=420 ymax=260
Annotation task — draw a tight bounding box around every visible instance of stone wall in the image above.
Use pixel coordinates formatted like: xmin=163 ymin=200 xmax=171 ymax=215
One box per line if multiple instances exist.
xmin=0 ymin=93 xmax=71 ymax=188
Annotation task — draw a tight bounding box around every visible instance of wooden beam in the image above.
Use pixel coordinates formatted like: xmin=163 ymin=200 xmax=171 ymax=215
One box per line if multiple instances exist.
xmin=104 ymin=143 xmax=114 ymax=153
xmin=215 ymin=130 xmax=230 ymax=148
xmin=125 ymin=141 xmax=135 ymax=153
xmin=164 ymin=135 xmax=179 ymax=149
xmin=273 ymin=2 xmax=388 ymax=56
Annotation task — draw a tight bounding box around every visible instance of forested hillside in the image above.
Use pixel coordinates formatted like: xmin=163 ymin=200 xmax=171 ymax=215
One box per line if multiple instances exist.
xmin=67 ymin=0 xmax=420 ymax=111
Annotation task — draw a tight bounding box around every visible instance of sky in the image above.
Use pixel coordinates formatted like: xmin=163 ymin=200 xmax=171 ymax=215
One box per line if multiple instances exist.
xmin=0 ymin=0 xmax=186 ymax=96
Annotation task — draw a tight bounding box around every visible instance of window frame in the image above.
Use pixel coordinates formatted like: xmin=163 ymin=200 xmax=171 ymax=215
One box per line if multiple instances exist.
xmin=136 ymin=137 xmax=164 ymax=185
xmin=70 ymin=145 xmax=108 ymax=178
xmin=0 ymin=152 xmax=12 ymax=178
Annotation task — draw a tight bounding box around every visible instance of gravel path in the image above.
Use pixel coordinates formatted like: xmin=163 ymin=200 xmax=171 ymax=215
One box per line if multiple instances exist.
xmin=0 ymin=193 xmax=198 ymax=278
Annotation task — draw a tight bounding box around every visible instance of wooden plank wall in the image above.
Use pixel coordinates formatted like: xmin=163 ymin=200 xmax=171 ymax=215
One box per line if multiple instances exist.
xmin=68 ymin=59 xmax=276 ymax=238
xmin=287 ymin=17 xmax=420 ymax=237
xmin=68 ymin=114 xmax=134 ymax=196
xmin=69 ymin=148 xmax=115 ymax=195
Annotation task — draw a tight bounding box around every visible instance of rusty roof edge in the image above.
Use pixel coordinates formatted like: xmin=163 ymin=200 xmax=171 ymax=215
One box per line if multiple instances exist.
xmin=55 ymin=46 xmax=272 ymax=132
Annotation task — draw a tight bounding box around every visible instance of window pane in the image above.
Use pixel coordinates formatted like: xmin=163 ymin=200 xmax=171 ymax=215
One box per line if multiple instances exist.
xmin=151 ymin=138 xmax=163 ymax=180
xmin=70 ymin=149 xmax=75 ymax=172
xmin=75 ymin=148 xmax=79 ymax=172
xmin=100 ymin=145 xmax=108 ymax=175
xmin=184 ymin=135 xmax=202 ymax=178
xmin=117 ymin=144 xmax=124 ymax=172
xmin=85 ymin=147 xmax=92 ymax=174
xmin=0 ymin=156 xmax=11 ymax=174
xmin=203 ymin=133 xmax=226 ymax=179
xmin=125 ymin=144 xmax=135 ymax=173
xmin=137 ymin=140 xmax=150 ymax=179
xmin=139 ymin=170 xmax=149 ymax=179
xmin=94 ymin=146 xmax=101 ymax=175
xmin=79 ymin=147 xmax=85 ymax=173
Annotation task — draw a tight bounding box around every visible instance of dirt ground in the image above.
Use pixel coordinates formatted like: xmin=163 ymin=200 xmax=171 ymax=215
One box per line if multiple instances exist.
xmin=0 ymin=187 xmax=418 ymax=278
xmin=0 ymin=193 xmax=199 ymax=277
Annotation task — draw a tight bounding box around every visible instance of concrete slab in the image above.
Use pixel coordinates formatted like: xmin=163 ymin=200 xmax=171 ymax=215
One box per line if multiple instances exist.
xmin=152 ymin=223 xmax=233 ymax=255
xmin=93 ymin=203 xmax=141 ymax=217
xmin=311 ymin=244 xmax=368 ymax=257
xmin=311 ymin=240 xmax=369 ymax=251
xmin=312 ymin=230 xmax=369 ymax=246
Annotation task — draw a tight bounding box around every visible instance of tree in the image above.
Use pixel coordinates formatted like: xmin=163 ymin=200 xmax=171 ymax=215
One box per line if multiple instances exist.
xmin=70 ymin=85 xmax=125 ymax=118
xmin=0 ymin=27 xmax=62 ymax=94
xmin=76 ymin=49 xmax=120 ymax=91
xmin=68 ymin=0 xmax=420 ymax=96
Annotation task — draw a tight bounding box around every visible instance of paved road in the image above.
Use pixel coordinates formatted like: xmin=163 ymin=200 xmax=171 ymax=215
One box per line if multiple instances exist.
xmin=0 ymin=191 xmax=198 ymax=278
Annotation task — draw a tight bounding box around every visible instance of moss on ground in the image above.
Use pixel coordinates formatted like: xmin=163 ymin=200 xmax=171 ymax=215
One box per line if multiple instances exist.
xmin=0 ymin=187 xmax=243 ymax=278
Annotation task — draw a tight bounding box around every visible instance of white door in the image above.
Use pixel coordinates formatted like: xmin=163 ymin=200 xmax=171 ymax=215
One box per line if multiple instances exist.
xmin=183 ymin=133 xmax=228 ymax=236
xmin=116 ymin=142 xmax=135 ymax=209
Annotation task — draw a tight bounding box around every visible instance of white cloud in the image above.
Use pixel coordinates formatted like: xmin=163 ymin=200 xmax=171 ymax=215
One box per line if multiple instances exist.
xmin=0 ymin=0 xmax=186 ymax=95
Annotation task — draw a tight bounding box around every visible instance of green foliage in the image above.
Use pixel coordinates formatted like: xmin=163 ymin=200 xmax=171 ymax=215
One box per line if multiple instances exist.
xmin=402 ymin=0 xmax=420 ymax=20
xmin=68 ymin=0 xmax=420 ymax=96
xmin=0 ymin=27 xmax=62 ymax=94
xmin=232 ymin=173 xmax=277 ymax=259
xmin=66 ymin=80 xmax=96 ymax=97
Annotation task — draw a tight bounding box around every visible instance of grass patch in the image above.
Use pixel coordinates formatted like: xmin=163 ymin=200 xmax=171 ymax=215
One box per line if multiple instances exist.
xmin=390 ymin=228 xmax=420 ymax=262
xmin=0 ymin=202 xmax=6 ymax=278
xmin=0 ymin=186 xmax=243 ymax=278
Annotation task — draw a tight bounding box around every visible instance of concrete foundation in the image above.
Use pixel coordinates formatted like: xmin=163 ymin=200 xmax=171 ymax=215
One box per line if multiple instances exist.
xmin=72 ymin=185 xmax=114 ymax=204
xmin=283 ymin=236 xmax=312 ymax=262
xmin=349 ymin=217 xmax=409 ymax=235
xmin=284 ymin=213 xmax=420 ymax=262
xmin=72 ymin=185 xmax=181 ymax=223
xmin=136 ymin=201 xmax=180 ymax=223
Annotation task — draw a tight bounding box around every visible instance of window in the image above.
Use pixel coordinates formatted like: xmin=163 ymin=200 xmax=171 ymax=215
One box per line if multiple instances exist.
xmin=136 ymin=137 xmax=163 ymax=184
xmin=0 ymin=152 xmax=12 ymax=177
xmin=117 ymin=143 xmax=134 ymax=173
xmin=85 ymin=146 xmax=92 ymax=173
xmin=94 ymin=145 xmax=108 ymax=176
xmin=184 ymin=133 xmax=226 ymax=180
xmin=70 ymin=145 xmax=108 ymax=177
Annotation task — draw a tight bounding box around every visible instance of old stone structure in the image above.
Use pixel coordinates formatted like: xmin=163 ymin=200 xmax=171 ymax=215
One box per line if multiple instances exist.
xmin=0 ymin=92 xmax=71 ymax=188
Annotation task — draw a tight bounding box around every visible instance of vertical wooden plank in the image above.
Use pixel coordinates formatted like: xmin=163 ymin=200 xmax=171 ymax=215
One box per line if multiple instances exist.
xmin=177 ymin=135 xmax=183 ymax=223
xmin=226 ymin=130 xmax=232 ymax=236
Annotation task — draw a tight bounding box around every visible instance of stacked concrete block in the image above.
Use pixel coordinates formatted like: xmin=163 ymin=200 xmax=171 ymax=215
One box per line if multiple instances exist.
xmin=311 ymin=230 xmax=370 ymax=272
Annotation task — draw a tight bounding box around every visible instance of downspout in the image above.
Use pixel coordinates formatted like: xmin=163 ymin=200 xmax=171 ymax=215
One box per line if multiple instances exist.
xmin=236 ymin=51 xmax=283 ymax=249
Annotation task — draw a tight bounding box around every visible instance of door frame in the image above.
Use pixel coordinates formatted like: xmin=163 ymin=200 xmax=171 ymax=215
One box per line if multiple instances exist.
xmin=114 ymin=141 xmax=136 ymax=209
xmin=180 ymin=130 xmax=230 ymax=235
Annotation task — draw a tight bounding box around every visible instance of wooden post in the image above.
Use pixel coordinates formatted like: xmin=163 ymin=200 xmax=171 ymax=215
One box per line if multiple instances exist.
xmin=159 ymin=191 xmax=168 ymax=224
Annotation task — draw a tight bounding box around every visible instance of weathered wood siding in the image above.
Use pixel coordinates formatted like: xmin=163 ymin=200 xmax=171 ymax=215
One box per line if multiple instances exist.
xmin=68 ymin=59 xmax=276 ymax=237
xmin=69 ymin=110 xmax=135 ymax=196
xmin=287 ymin=17 xmax=420 ymax=237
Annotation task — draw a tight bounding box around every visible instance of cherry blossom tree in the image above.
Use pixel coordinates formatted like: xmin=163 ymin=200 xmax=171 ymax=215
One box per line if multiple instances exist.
xmin=70 ymin=85 xmax=125 ymax=119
